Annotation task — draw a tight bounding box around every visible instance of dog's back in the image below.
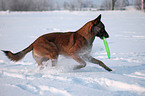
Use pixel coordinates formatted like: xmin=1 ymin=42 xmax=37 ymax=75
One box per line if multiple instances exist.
xmin=34 ymin=32 xmax=74 ymax=54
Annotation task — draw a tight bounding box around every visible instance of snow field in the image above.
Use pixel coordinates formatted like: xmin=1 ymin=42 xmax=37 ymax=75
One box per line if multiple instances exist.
xmin=0 ymin=11 xmax=145 ymax=96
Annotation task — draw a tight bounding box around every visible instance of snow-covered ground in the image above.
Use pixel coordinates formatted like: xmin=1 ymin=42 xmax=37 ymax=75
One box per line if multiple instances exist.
xmin=0 ymin=10 xmax=145 ymax=96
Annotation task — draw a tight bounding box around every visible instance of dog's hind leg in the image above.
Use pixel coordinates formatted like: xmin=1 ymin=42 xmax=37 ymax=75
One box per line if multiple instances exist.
xmin=32 ymin=52 xmax=49 ymax=69
xmin=32 ymin=40 xmax=59 ymax=69
xmin=83 ymin=55 xmax=112 ymax=71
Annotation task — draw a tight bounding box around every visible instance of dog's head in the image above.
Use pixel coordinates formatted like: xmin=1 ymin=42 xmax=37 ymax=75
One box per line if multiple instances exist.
xmin=91 ymin=14 xmax=109 ymax=39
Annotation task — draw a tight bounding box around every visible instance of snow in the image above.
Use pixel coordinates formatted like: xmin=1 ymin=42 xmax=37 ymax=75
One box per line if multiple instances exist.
xmin=0 ymin=10 xmax=145 ymax=96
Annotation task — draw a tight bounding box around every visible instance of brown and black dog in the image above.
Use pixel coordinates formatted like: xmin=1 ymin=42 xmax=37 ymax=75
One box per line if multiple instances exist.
xmin=2 ymin=14 xmax=112 ymax=71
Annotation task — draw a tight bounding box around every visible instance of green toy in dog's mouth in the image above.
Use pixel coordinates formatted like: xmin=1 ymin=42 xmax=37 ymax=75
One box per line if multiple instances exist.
xmin=103 ymin=37 xmax=110 ymax=59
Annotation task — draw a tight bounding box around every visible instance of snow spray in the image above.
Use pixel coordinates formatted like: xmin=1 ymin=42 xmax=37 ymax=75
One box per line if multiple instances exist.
xmin=103 ymin=37 xmax=110 ymax=59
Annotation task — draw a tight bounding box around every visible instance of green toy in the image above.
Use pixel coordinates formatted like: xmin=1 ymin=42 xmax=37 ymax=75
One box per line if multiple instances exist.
xmin=103 ymin=37 xmax=110 ymax=59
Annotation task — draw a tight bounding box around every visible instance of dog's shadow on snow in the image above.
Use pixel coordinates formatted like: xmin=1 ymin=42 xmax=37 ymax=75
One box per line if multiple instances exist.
xmin=72 ymin=63 xmax=145 ymax=75
xmin=69 ymin=66 xmax=106 ymax=73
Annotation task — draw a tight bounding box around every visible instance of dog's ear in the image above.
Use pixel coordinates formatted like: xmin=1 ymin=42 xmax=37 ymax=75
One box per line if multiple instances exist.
xmin=92 ymin=14 xmax=101 ymax=25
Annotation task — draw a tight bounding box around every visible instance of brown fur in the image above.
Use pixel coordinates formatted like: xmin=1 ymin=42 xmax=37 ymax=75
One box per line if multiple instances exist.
xmin=2 ymin=15 xmax=112 ymax=71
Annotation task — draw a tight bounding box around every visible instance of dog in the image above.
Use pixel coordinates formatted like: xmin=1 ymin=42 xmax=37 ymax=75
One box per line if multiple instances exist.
xmin=2 ymin=14 xmax=112 ymax=71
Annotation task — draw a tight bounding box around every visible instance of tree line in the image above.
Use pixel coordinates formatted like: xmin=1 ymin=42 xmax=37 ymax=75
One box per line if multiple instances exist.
xmin=0 ymin=0 xmax=144 ymax=11
xmin=0 ymin=0 xmax=96 ymax=11
xmin=109 ymin=0 xmax=144 ymax=11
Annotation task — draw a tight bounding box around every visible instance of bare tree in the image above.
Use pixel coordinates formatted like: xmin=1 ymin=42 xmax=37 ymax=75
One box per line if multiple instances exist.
xmin=115 ymin=0 xmax=129 ymax=10
xmin=142 ymin=0 xmax=145 ymax=11
xmin=111 ymin=0 xmax=118 ymax=10
xmin=135 ymin=0 xmax=141 ymax=10
xmin=53 ymin=1 xmax=60 ymax=10
xmin=0 ymin=0 xmax=11 ymax=11
xmin=0 ymin=0 xmax=6 ymax=10
xmin=76 ymin=0 xmax=82 ymax=11
xmin=63 ymin=1 xmax=69 ymax=10
xmin=101 ymin=0 xmax=111 ymax=10
xmin=134 ymin=0 xmax=144 ymax=10
xmin=111 ymin=0 xmax=115 ymax=10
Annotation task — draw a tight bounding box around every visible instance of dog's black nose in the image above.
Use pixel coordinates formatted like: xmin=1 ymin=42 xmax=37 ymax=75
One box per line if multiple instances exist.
xmin=105 ymin=34 xmax=109 ymax=38
xmin=104 ymin=32 xmax=109 ymax=38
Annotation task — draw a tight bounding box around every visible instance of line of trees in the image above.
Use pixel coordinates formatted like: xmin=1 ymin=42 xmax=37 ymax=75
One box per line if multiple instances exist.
xmin=0 ymin=0 xmax=54 ymax=11
xmin=0 ymin=0 xmax=96 ymax=11
xmin=101 ymin=0 xmax=144 ymax=11
xmin=0 ymin=0 xmax=144 ymax=11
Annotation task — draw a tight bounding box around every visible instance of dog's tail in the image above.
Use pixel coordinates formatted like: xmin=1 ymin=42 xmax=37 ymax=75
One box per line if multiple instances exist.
xmin=1 ymin=44 xmax=33 ymax=61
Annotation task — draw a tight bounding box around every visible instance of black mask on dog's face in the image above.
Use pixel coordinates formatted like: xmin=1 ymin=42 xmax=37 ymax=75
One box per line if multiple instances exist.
xmin=91 ymin=14 xmax=109 ymax=39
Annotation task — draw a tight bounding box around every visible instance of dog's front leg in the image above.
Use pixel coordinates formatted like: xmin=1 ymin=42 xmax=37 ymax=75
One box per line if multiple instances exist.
xmin=84 ymin=55 xmax=112 ymax=71
xmin=71 ymin=54 xmax=86 ymax=70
